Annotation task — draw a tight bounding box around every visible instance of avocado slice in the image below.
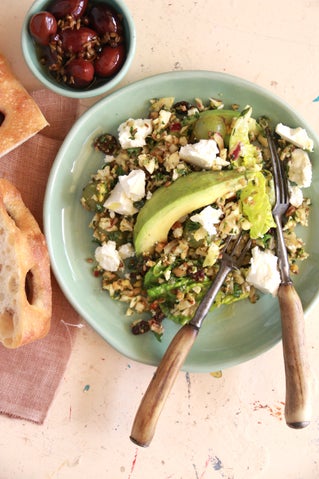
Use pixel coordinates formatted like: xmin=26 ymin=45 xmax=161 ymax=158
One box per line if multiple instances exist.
xmin=134 ymin=169 xmax=255 ymax=254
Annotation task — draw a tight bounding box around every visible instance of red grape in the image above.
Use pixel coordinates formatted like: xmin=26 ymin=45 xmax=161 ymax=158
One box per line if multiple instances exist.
xmin=65 ymin=58 xmax=94 ymax=87
xmin=94 ymin=44 xmax=125 ymax=77
xmin=88 ymin=4 xmax=122 ymax=36
xmin=48 ymin=0 xmax=88 ymax=19
xmin=60 ymin=27 xmax=97 ymax=53
xmin=29 ymin=11 xmax=57 ymax=46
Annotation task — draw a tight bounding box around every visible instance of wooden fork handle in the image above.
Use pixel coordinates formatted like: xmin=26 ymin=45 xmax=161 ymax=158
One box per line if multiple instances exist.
xmin=278 ymin=283 xmax=312 ymax=428
xmin=130 ymin=324 xmax=198 ymax=447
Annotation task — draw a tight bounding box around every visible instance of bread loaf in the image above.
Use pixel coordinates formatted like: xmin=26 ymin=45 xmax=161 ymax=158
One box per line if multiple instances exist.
xmin=0 ymin=179 xmax=52 ymax=348
xmin=0 ymin=53 xmax=48 ymax=158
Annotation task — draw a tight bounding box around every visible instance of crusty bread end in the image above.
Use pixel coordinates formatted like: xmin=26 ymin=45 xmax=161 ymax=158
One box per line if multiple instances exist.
xmin=0 ymin=53 xmax=49 ymax=158
xmin=0 ymin=179 xmax=52 ymax=348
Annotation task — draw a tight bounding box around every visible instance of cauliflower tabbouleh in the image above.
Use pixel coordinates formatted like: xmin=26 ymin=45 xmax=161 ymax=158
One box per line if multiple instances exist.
xmin=81 ymin=96 xmax=312 ymax=339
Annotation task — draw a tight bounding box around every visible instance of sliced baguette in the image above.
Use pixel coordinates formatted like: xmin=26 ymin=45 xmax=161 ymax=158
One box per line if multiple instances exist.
xmin=0 ymin=53 xmax=49 ymax=158
xmin=0 ymin=178 xmax=52 ymax=348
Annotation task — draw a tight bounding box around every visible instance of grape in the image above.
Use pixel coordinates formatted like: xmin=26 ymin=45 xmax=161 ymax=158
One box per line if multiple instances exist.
xmin=48 ymin=0 xmax=88 ymax=19
xmin=94 ymin=44 xmax=125 ymax=77
xmin=88 ymin=4 xmax=123 ymax=35
xmin=192 ymin=110 xmax=240 ymax=145
xmin=29 ymin=11 xmax=57 ymax=46
xmin=65 ymin=58 xmax=94 ymax=87
xmin=60 ymin=27 xmax=97 ymax=54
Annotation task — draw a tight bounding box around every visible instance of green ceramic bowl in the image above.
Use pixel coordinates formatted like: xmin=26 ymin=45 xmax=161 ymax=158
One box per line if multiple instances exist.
xmin=44 ymin=71 xmax=319 ymax=372
xmin=21 ymin=0 xmax=136 ymax=99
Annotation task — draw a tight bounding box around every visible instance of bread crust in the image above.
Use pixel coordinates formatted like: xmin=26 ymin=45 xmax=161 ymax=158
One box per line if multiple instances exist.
xmin=0 ymin=54 xmax=49 ymax=158
xmin=0 ymin=178 xmax=52 ymax=348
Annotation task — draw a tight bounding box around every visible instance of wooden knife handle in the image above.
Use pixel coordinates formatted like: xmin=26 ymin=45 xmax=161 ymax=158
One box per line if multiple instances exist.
xmin=278 ymin=283 xmax=312 ymax=428
xmin=130 ymin=324 xmax=198 ymax=447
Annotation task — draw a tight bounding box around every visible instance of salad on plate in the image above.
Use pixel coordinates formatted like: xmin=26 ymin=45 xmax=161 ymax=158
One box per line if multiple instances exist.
xmin=80 ymin=95 xmax=313 ymax=339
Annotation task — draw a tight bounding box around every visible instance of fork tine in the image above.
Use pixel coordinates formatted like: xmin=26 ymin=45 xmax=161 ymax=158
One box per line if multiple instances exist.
xmin=278 ymin=152 xmax=290 ymax=204
xmin=266 ymin=128 xmax=289 ymax=205
xmin=223 ymin=232 xmax=251 ymax=267
xmin=266 ymin=127 xmax=291 ymax=281
xmin=190 ymin=231 xmax=251 ymax=329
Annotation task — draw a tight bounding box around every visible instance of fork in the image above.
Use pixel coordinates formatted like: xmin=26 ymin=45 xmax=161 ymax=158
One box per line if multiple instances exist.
xmin=266 ymin=128 xmax=312 ymax=429
xmin=130 ymin=232 xmax=251 ymax=447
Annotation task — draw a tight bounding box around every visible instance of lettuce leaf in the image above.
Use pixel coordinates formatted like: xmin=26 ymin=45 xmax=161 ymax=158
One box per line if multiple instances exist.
xmin=229 ymin=106 xmax=261 ymax=169
xmin=240 ymin=171 xmax=276 ymax=239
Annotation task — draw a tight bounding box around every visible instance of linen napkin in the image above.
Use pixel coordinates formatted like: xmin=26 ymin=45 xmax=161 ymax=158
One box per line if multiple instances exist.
xmin=0 ymin=89 xmax=82 ymax=424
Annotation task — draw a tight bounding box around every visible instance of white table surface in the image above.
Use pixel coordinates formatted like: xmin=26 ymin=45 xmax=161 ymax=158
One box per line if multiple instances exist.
xmin=1 ymin=1 xmax=319 ymax=478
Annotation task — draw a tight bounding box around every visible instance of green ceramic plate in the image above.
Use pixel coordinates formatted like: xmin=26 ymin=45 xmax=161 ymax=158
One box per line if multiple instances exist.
xmin=44 ymin=71 xmax=319 ymax=373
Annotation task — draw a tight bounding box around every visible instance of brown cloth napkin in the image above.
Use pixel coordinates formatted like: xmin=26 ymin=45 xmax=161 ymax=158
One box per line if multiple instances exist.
xmin=0 ymin=90 xmax=81 ymax=424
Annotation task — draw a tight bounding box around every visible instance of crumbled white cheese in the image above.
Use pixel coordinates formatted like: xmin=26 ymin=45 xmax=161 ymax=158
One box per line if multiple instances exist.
xmin=118 ymin=118 xmax=153 ymax=149
xmin=246 ymin=246 xmax=281 ymax=296
xmin=289 ymin=185 xmax=303 ymax=207
xmin=179 ymin=139 xmax=229 ymax=169
xmin=118 ymin=243 xmax=135 ymax=259
xmin=164 ymin=269 xmax=172 ymax=281
xmin=119 ymin=169 xmax=146 ymax=201
xmin=156 ymin=109 xmax=171 ymax=128
xmin=104 ymin=155 xmax=114 ymax=163
xmin=187 ymin=107 xmax=199 ymax=116
xmin=104 ymin=169 xmax=146 ymax=215
xmin=95 ymin=241 xmax=121 ymax=271
xmin=275 ymin=123 xmax=314 ymax=151
xmin=288 ymin=148 xmax=312 ymax=188
xmin=190 ymin=206 xmax=223 ymax=236
xmin=103 ymin=182 xmax=137 ymax=215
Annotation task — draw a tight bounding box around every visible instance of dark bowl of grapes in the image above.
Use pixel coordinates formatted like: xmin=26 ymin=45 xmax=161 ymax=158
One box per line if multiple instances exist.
xmin=21 ymin=0 xmax=136 ymax=98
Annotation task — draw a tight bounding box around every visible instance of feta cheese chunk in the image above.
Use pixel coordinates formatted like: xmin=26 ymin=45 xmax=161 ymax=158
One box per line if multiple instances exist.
xmin=288 ymin=148 xmax=312 ymax=188
xmin=246 ymin=246 xmax=281 ymax=296
xmin=118 ymin=118 xmax=153 ymax=149
xmin=190 ymin=206 xmax=223 ymax=236
xmin=95 ymin=241 xmax=121 ymax=272
xmin=104 ymin=155 xmax=115 ymax=163
xmin=179 ymin=139 xmax=229 ymax=170
xmin=119 ymin=169 xmax=146 ymax=201
xmin=187 ymin=106 xmax=199 ymax=116
xmin=104 ymin=169 xmax=146 ymax=215
xmin=118 ymin=243 xmax=135 ymax=259
xmin=289 ymin=185 xmax=303 ymax=207
xmin=275 ymin=123 xmax=314 ymax=151
xmin=104 ymin=182 xmax=137 ymax=215
xmin=156 ymin=109 xmax=171 ymax=128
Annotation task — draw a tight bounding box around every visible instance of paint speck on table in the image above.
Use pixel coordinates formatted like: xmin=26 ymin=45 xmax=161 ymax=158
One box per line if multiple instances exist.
xmin=128 ymin=448 xmax=139 ymax=479
xmin=83 ymin=384 xmax=90 ymax=392
xmin=192 ymin=453 xmax=226 ymax=478
xmin=211 ymin=456 xmax=223 ymax=471
xmin=252 ymin=400 xmax=284 ymax=421
xmin=185 ymin=372 xmax=192 ymax=415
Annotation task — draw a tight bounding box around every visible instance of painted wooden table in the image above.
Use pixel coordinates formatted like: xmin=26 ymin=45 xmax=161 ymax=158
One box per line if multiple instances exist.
xmin=0 ymin=1 xmax=319 ymax=478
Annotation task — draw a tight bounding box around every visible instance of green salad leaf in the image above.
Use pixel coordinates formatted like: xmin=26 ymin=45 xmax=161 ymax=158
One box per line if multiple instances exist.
xmin=240 ymin=171 xmax=276 ymax=239
xmin=229 ymin=106 xmax=261 ymax=169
